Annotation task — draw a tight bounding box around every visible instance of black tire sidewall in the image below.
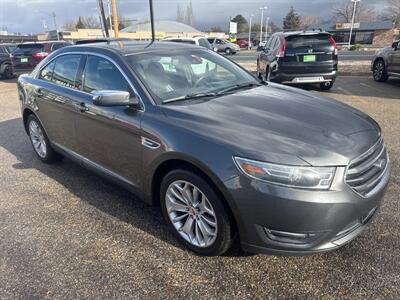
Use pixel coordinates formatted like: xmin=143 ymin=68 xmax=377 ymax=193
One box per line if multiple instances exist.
xmin=373 ymin=60 xmax=387 ymax=82
xmin=320 ymin=81 xmax=334 ymax=90
xmin=225 ymin=48 xmax=232 ymax=55
xmin=160 ymin=169 xmax=233 ymax=256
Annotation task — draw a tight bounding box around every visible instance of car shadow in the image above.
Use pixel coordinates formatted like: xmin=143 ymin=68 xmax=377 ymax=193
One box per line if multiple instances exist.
xmin=0 ymin=117 xmax=247 ymax=257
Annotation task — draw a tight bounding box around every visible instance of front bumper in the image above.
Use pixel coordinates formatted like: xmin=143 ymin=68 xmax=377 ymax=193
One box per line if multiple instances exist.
xmin=224 ymin=164 xmax=390 ymax=255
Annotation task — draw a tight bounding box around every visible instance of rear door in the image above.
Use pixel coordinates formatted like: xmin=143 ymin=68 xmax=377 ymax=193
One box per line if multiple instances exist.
xmin=282 ymin=34 xmax=337 ymax=74
xmin=33 ymin=54 xmax=84 ymax=151
xmin=12 ymin=44 xmax=45 ymax=71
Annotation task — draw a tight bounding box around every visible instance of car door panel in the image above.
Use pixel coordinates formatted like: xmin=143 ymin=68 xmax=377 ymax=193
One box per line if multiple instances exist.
xmin=388 ymin=43 xmax=400 ymax=74
xmin=74 ymin=55 xmax=143 ymax=192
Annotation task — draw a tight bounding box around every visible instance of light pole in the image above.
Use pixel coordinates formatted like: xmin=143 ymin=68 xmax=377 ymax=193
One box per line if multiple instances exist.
xmin=265 ymin=16 xmax=270 ymax=41
xmin=248 ymin=14 xmax=254 ymax=50
xmin=259 ymin=6 xmax=267 ymax=43
xmin=348 ymin=0 xmax=360 ymax=47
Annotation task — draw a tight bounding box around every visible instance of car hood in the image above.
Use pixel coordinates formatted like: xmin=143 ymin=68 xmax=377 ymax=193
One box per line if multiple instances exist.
xmin=162 ymin=84 xmax=380 ymax=166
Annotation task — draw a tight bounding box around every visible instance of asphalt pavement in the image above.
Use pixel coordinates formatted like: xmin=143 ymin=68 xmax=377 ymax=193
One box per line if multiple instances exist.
xmin=230 ymin=50 xmax=375 ymax=62
xmin=0 ymin=76 xmax=399 ymax=299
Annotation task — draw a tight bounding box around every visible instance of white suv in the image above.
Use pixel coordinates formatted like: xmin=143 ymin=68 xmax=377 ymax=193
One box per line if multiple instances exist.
xmin=163 ymin=37 xmax=214 ymax=50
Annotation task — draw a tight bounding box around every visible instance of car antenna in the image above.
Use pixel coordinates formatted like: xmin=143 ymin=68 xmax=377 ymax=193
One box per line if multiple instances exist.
xmin=146 ymin=0 xmax=156 ymax=48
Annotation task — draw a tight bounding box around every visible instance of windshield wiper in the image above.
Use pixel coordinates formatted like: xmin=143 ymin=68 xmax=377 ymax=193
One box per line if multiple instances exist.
xmin=162 ymin=92 xmax=217 ymax=104
xmin=215 ymin=82 xmax=262 ymax=95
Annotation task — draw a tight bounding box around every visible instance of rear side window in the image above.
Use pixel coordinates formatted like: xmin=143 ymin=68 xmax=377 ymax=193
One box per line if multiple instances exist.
xmin=52 ymin=55 xmax=82 ymax=88
xmin=83 ymin=55 xmax=129 ymax=93
xmin=51 ymin=43 xmax=68 ymax=51
xmin=198 ymin=38 xmax=212 ymax=49
xmin=39 ymin=60 xmax=56 ymax=81
xmin=14 ymin=44 xmax=44 ymax=55
xmin=285 ymin=34 xmax=331 ymax=49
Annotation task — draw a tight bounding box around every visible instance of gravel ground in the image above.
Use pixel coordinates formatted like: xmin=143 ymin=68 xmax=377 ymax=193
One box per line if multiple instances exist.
xmin=0 ymin=76 xmax=399 ymax=299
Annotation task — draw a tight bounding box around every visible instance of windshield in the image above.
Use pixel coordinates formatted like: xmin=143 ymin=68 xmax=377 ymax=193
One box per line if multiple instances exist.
xmin=124 ymin=49 xmax=258 ymax=104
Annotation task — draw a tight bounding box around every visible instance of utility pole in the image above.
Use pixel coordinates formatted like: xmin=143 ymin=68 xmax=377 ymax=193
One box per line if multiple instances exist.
xmin=51 ymin=12 xmax=60 ymax=40
xmin=111 ymin=0 xmax=119 ymax=37
xmin=248 ymin=14 xmax=254 ymax=50
xmin=265 ymin=17 xmax=270 ymax=40
xmin=98 ymin=0 xmax=109 ymax=37
xmin=259 ymin=6 xmax=267 ymax=43
xmin=348 ymin=0 xmax=360 ymax=47
xmin=107 ymin=0 xmax=113 ymax=31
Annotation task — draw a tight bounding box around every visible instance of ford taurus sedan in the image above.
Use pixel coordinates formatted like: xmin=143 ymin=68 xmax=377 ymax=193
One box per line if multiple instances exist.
xmin=17 ymin=41 xmax=390 ymax=256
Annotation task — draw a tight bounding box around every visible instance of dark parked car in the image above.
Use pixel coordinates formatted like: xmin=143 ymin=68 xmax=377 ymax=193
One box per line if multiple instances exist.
xmin=0 ymin=43 xmax=16 ymax=79
xmin=257 ymin=31 xmax=338 ymax=90
xmin=372 ymin=40 xmax=400 ymax=82
xmin=18 ymin=41 xmax=390 ymax=256
xmin=11 ymin=41 xmax=70 ymax=75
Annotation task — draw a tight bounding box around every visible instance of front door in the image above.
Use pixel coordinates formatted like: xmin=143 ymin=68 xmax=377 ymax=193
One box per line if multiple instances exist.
xmin=388 ymin=41 xmax=400 ymax=74
xmin=74 ymin=54 xmax=143 ymax=191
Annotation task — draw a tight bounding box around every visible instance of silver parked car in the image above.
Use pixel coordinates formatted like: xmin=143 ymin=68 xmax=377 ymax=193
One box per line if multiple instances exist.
xmin=372 ymin=40 xmax=400 ymax=82
xmin=207 ymin=38 xmax=240 ymax=55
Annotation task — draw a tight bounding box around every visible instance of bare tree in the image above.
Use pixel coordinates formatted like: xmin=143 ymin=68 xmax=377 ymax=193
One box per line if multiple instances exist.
xmin=83 ymin=16 xmax=101 ymax=29
xmin=382 ymin=0 xmax=400 ymax=26
xmin=63 ymin=20 xmax=76 ymax=31
xmin=334 ymin=0 xmax=376 ymax=23
xmin=301 ymin=16 xmax=323 ymax=30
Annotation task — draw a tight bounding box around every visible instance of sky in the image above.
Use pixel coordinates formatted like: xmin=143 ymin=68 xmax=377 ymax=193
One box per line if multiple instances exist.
xmin=0 ymin=0 xmax=387 ymax=34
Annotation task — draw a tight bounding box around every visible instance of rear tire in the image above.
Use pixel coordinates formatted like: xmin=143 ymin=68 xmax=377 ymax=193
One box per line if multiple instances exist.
xmin=27 ymin=114 xmax=62 ymax=164
xmin=160 ymin=169 xmax=235 ymax=256
xmin=373 ymin=59 xmax=388 ymax=82
xmin=1 ymin=63 xmax=13 ymax=79
xmin=320 ymin=81 xmax=334 ymax=91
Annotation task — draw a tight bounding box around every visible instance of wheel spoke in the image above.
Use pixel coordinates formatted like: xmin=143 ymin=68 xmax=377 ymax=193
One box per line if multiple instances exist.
xmin=165 ymin=180 xmax=218 ymax=248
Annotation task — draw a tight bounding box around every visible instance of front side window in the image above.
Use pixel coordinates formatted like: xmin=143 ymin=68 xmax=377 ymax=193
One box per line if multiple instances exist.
xmin=52 ymin=55 xmax=81 ymax=88
xmin=83 ymin=55 xmax=129 ymax=93
xmin=125 ymin=49 xmax=257 ymax=104
xmin=39 ymin=60 xmax=56 ymax=81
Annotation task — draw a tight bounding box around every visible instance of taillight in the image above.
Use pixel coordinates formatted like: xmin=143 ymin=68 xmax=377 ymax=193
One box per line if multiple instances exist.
xmin=32 ymin=52 xmax=49 ymax=61
xmin=329 ymin=36 xmax=338 ymax=55
xmin=277 ymin=39 xmax=286 ymax=58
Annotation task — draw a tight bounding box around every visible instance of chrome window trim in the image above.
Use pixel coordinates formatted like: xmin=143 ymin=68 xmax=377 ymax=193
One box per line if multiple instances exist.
xmin=35 ymin=51 xmax=147 ymax=111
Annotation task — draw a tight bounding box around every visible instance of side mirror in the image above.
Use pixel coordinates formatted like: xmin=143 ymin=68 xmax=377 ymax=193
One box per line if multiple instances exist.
xmin=392 ymin=42 xmax=399 ymax=50
xmin=92 ymin=90 xmax=139 ymax=107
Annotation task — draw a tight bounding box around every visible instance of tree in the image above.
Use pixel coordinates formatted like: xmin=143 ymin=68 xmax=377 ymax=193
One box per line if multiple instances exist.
xmin=176 ymin=4 xmax=184 ymax=23
xmin=185 ymin=1 xmax=194 ymax=26
xmin=231 ymin=14 xmax=248 ymax=33
xmin=334 ymin=0 xmax=376 ymax=23
xmin=283 ymin=7 xmax=302 ymax=30
xmin=76 ymin=17 xmax=86 ymax=29
xmin=269 ymin=22 xmax=282 ymax=34
xmin=210 ymin=26 xmax=222 ymax=32
xmin=301 ymin=16 xmax=322 ymax=30
xmin=251 ymin=23 xmax=266 ymax=33
xmin=82 ymin=16 xmax=101 ymax=29
xmin=382 ymin=0 xmax=400 ymax=26
xmin=63 ymin=20 xmax=76 ymax=31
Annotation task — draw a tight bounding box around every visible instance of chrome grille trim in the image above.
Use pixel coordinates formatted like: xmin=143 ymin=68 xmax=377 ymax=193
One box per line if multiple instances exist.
xmin=345 ymin=138 xmax=389 ymax=198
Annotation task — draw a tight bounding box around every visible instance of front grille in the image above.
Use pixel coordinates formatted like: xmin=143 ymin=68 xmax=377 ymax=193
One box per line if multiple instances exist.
xmin=345 ymin=138 xmax=388 ymax=197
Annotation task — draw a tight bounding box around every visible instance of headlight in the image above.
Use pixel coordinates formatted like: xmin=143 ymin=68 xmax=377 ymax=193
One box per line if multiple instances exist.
xmin=234 ymin=157 xmax=336 ymax=190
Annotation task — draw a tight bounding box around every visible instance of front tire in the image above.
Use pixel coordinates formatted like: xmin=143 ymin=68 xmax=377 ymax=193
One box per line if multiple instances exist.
xmin=1 ymin=63 xmax=13 ymax=79
xmin=27 ymin=114 xmax=62 ymax=163
xmin=160 ymin=169 xmax=235 ymax=256
xmin=373 ymin=59 xmax=388 ymax=82
xmin=225 ymin=48 xmax=232 ymax=55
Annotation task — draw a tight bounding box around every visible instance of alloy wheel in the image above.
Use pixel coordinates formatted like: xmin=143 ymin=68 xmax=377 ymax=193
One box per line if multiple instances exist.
xmin=29 ymin=120 xmax=47 ymax=158
xmin=165 ymin=180 xmax=218 ymax=248
xmin=374 ymin=61 xmax=384 ymax=80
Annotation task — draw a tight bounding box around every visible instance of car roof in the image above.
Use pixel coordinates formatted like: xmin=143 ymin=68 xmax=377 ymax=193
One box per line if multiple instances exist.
xmin=276 ymin=31 xmax=331 ymax=38
xmin=19 ymin=41 xmax=68 ymax=45
xmin=58 ymin=41 xmax=200 ymax=56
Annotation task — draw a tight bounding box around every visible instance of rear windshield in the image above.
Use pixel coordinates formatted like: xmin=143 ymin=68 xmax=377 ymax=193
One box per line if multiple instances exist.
xmin=14 ymin=44 xmax=44 ymax=55
xmin=285 ymin=34 xmax=331 ymax=49
xmin=171 ymin=40 xmax=196 ymax=45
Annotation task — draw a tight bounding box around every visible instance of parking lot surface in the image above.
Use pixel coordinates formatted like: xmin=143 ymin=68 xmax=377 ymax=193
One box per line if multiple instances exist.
xmin=0 ymin=76 xmax=399 ymax=299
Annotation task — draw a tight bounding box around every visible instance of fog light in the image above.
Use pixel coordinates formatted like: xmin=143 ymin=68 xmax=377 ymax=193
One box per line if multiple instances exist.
xmin=264 ymin=228 xmax=321 ymax=245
